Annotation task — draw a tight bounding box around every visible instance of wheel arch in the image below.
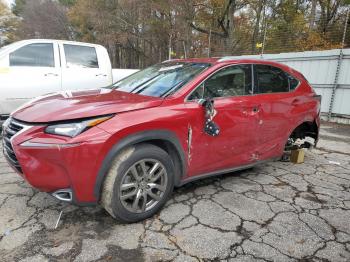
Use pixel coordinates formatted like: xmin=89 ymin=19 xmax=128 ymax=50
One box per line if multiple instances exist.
xmin=287 ymin=119 xmax=319 ymax=147
xmin=94 ymin=129 xmax=186 ymax=201
xmin=291 ymin=120 xmax=319 ymax=140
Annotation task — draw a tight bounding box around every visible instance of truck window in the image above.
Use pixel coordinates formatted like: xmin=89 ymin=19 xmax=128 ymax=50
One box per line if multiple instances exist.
xmin=9 ymin=43 xmax=54 ymax=67
xmin=64 ymin=44 xmax=99 ymax=68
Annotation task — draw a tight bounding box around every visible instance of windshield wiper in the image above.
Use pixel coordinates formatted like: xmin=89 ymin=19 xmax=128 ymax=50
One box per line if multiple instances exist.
xmin=129 ymin=75 xmax=161 ymax=94
xmin=161 ymin=80 xmax=186 ymax=98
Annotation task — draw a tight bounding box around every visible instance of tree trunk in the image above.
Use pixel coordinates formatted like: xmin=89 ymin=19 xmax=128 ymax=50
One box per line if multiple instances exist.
xmin=309 ymin=0 xmax=316 ymax=28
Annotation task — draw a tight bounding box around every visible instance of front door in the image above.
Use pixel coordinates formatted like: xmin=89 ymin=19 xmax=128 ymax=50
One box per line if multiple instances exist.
xmin=185 ymin=64 xmax=260 ymax=177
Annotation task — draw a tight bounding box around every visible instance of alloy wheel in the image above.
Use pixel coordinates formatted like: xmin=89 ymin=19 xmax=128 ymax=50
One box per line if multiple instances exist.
xmin=119 ymin=159 xmax=168 ymax=213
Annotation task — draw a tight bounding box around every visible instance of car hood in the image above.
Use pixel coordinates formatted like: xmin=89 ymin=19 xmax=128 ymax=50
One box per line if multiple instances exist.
xmin=12 ymin=89 xmax=163 ymax=123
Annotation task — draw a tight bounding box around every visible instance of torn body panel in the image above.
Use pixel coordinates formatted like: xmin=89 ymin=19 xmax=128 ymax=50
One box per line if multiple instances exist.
xmin=187 ymin=124 xmax=192 ymax=162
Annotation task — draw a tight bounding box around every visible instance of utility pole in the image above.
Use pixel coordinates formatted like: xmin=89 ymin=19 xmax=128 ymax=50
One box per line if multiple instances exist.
xmin=183 ymin=40 xmax=187 ymax=59
xmin=260 ymin=21 xmax=267 ymax=58
xmin=168 ymin=34 xmax=172 ymax=60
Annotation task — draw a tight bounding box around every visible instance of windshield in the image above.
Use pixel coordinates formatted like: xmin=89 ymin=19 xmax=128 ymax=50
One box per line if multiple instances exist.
xmin=111 ymin=62 xmax=211 ymax=97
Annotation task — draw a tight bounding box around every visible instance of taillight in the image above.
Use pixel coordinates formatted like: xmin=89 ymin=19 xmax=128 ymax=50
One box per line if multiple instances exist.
xmin=313 ymin=94 xmax=321 ymax=114
xmin=313 ymin=94 xmax=321 ymax=102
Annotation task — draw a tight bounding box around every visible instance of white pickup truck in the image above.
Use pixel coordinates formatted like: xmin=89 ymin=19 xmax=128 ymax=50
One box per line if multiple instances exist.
xmin=0 ymin=39 xmax=138 ymax=123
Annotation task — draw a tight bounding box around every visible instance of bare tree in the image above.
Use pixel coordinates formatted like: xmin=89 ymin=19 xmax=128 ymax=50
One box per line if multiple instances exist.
xmin=9 ymin=0 xmax=350 ymax=67
xmin=19 ymin=0 xmax=72 ymax=39
xmin=318 ymin=0 xmax=342 ymax=34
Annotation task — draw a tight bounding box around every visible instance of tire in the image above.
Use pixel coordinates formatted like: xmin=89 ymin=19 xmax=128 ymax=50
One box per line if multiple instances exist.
xmin=101 ymin=144 xmax=174 ymax=222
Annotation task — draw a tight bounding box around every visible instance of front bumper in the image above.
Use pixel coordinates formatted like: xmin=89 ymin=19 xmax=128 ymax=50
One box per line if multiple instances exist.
xmin=2 ymin=118 xmax=112 ymax=204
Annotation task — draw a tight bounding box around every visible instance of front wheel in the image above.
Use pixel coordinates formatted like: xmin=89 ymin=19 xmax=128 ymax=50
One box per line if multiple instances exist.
xmin=101 ymin=144 xmax=174 ymax=222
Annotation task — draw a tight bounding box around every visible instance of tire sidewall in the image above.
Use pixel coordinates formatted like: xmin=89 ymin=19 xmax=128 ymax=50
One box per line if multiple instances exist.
xmin=110 ymin=145 xmax=174 ymax=222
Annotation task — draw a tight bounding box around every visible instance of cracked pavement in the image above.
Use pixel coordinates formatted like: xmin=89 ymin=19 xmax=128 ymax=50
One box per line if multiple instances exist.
xmin=1 ymin=121 xmax=350 ymax=261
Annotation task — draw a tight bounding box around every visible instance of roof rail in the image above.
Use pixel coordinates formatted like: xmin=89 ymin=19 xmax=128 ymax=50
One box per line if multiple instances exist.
xmin=217 ymin=56 xmax=236 ymax=62
xmin=218 ymin=55 xmax=264 ymax=62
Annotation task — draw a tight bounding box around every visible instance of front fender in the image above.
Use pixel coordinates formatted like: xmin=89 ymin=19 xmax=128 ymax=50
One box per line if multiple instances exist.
xmin=93 ymin=129 xmax=186 ymax=201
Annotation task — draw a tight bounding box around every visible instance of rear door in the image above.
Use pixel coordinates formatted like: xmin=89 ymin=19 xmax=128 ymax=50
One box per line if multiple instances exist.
xmin=60 ymin=43 xmax=112 ymax=91
xmin=0 ymin=42 xmax=61 ymax=114
xmin=253 ymin=64 xmax=300 ymax=159
xmin=185 ymin=64 xmax=260 ymax=177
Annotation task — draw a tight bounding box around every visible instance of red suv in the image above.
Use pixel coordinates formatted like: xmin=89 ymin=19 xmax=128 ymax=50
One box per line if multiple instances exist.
xmin=2 ymin=58 xmax=320 ymax=222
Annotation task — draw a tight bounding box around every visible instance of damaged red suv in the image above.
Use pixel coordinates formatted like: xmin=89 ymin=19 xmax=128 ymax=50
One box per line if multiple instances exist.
xmin=2 ymin=58 xmax=320 ymax=222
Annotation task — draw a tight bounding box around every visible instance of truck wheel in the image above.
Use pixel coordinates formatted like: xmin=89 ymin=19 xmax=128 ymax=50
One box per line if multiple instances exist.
xmin=101 ymin=144 xmax=174 ymax=222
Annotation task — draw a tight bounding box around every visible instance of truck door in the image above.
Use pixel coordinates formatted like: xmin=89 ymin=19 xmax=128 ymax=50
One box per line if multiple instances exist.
xmin=0 ymin=42 xmax=61 ymax=115
xmin=60 ymin=43 xmax=112 ymax=91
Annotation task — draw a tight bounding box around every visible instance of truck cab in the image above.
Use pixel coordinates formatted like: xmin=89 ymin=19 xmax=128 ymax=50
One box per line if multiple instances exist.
xmin=0 ymin=39 xmax=113 ymax=122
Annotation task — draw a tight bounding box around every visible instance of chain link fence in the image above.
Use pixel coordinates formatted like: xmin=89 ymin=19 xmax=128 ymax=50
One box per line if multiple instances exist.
xmin=193 ymin=10 xmax=350 ymax=58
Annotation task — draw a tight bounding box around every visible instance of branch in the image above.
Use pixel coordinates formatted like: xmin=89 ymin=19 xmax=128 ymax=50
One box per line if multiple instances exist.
xmin=217 ymin=0 xmax=236 ymax=36
xmin=189 ymin=22 xmax=228 ymax=38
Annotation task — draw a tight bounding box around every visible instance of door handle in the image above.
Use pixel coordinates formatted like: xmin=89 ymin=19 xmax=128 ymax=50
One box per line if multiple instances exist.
xmin=44 ymin=73 xmax=59 ymax=77
xmin=96 ymin=73 xmax=107 ymax=77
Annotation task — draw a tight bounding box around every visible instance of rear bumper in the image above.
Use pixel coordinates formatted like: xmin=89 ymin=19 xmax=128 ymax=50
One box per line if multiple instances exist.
xmin=314 ymin=115 xmax=321 ymax=147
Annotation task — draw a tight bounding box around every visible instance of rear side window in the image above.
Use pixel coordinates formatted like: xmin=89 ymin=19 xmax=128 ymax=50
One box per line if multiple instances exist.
xmin=286 ymin=73 xmax=300 ymax=90
xmin=255 ymin=65 xmax=289 ymax=93
xmin=9 ymin=43 xmax=54 ymax=67
xmin=64 ymin=44 xmax=99 ymax=68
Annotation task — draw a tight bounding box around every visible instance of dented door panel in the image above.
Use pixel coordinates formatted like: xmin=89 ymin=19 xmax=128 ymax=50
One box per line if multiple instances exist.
xmin=253 ymin=92 xmax=295 ymax=160
xmin=185 ymin=96 xmax=259 ymax=177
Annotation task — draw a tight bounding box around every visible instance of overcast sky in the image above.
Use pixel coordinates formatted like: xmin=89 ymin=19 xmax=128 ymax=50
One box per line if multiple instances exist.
xmin=3 ymin=0 xmax=14 ymax=8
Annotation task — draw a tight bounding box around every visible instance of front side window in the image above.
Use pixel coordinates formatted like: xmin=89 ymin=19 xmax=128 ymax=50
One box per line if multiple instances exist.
xmin=255 ymin=64 xmax=289 ymax=93
xmin=188 ymin=64 xmax=252 ymax=100
xmin=112 ymin=62 xmax=210 ymax=97
xmin=9 ymin=43 xmax=54 ymax=67
xmin=64 ymin=44 xmax=99 ymax=68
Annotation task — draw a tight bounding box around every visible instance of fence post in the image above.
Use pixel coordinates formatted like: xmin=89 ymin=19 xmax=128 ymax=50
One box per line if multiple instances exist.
xmin=260 ymin=21 xmax=267 ymax=59
xmin=328 ymin=9 xmax=349 ymax=120
xmin=208 ymin=29 xmax=211 ymax=57
xmin=183 ymin=40 xmax=187 ymax=59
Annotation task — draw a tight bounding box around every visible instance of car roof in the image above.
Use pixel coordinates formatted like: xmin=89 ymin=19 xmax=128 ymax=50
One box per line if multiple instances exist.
xmin=167 ymin=57 xmax=288 ymax=67
xmin=162 ymin=57 xmax=220 ymax=64
xmin=167 ymin=57 xmax=299 ymax=75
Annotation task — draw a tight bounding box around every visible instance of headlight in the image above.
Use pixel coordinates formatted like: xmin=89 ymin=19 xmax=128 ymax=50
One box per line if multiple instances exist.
xmin=45 ymin=115 xmax=113 ymax=137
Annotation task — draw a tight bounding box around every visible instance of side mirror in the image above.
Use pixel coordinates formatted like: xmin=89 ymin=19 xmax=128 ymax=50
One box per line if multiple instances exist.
xmin=199 ymin=98 xmax=220 ymax=137
xmin=198 ymin=98 xmax=215 ymax=118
